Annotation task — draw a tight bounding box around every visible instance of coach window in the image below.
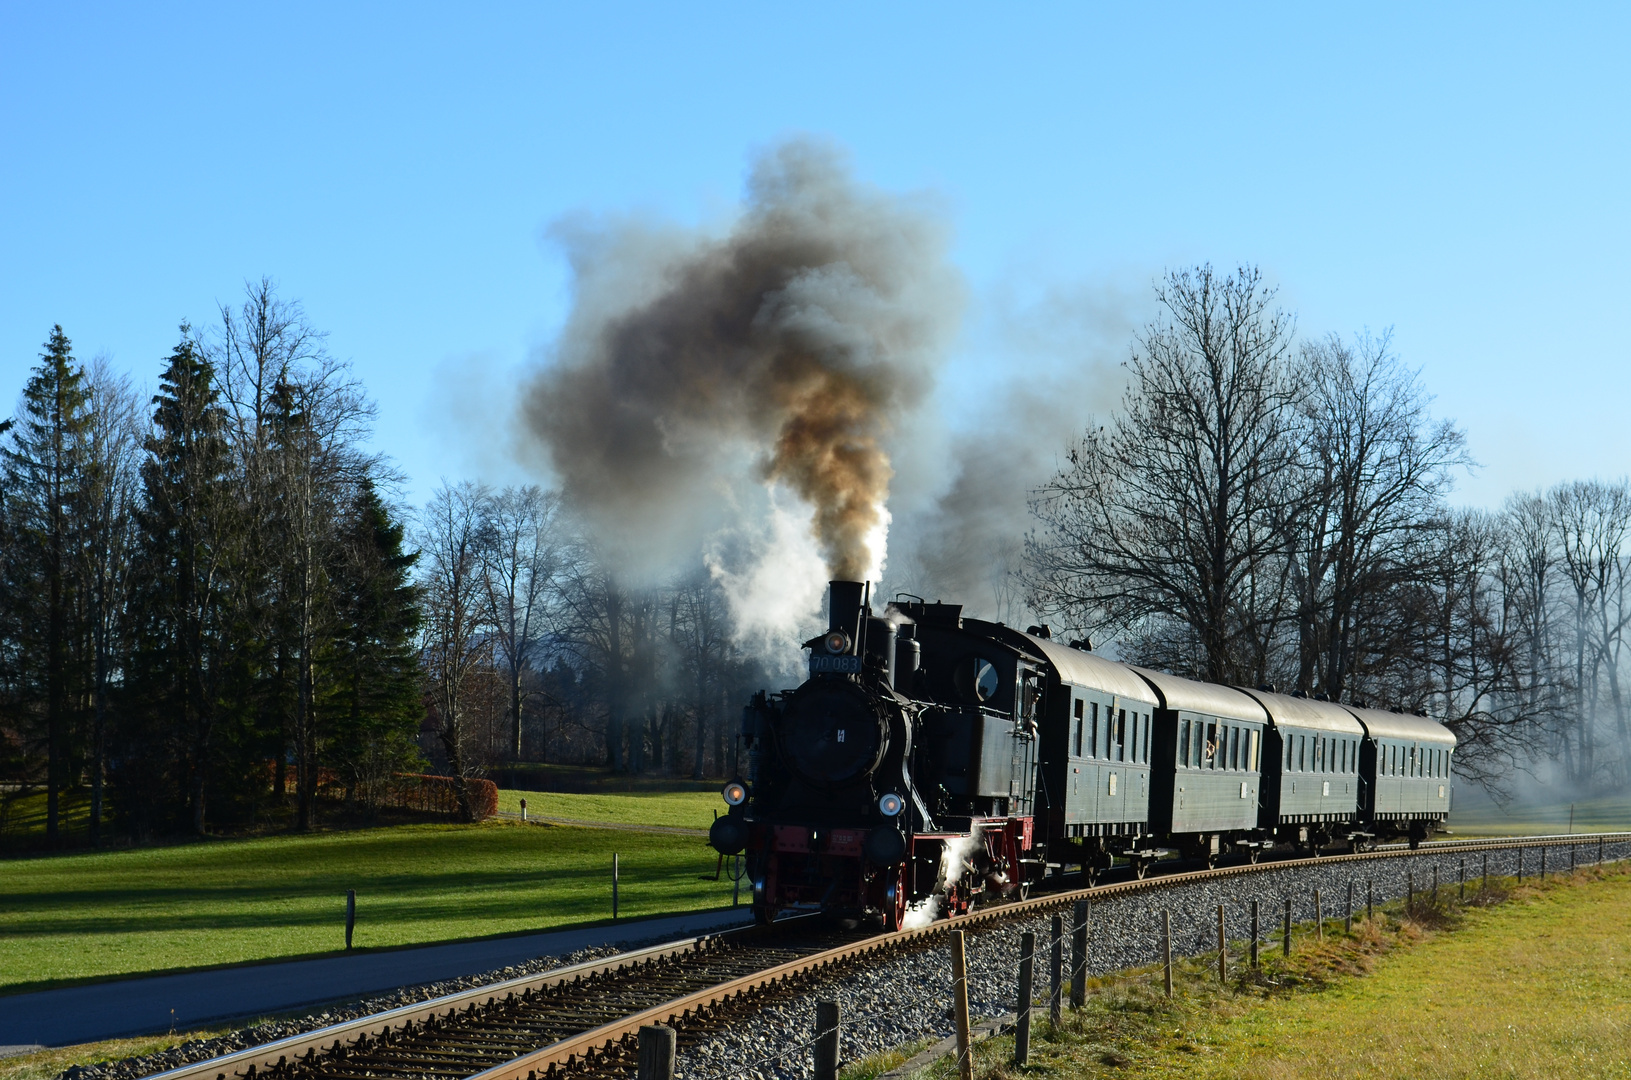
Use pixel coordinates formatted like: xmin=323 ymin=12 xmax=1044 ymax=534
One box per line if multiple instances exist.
xmin=1073 ymin=700 xmax=1084 ymax=757
xmin=1229 ymin=727 xmax=1240 ymax=770
xmin=1250 ymin=729 xmax=1261 ymax=770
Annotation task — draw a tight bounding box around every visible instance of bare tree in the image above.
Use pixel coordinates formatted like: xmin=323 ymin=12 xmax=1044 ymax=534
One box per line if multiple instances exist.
xmin=1548 ymin=479 xmax=1631 ymax=786
xmin=1027 ymin=265 xmax=1299 ymax=684
xmin=80 ymin=358 xmax=144 ymax=843
xmin=1281 ymin=331 xmax=1469 ymax=699
xmin=476 ymin=485 xmax=564 ymax=761
xmin=418 ymin=480 xmax=492 ymax=818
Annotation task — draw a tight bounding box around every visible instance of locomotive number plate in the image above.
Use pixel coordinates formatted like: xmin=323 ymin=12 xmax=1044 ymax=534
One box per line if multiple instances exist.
xmin=810 ymin=655 xmax=862 ymax=674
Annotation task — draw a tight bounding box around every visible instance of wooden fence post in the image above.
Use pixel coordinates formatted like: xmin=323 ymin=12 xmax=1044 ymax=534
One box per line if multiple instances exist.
xmin=637 ymin=1025 xmax=675 ymax=1080
xmin=1162 ymin=910 xmax=1173 ymax=998
xmin=1049 ymin=914 xmax=1063 ymax=1023
xmin=1282 ymin=897 xmax=1292 ymax=956
xmin=345 ymin=890 xmax=356 ymax=951
xmin=951 ymin=931 xmax=972 ymax=1080
xmin=1541 ymin=846 xmax=1547 ymax=881
xmin=1483 ymin=852 xmax=1489 ymax=890
xmin=1314 ymin=890 xmax=1323 ymax=942
xmin=1345 ymin=880 xmax=1353 ymax=935
xmin=1070 ymin=900 xmax=1089 ymax=1009
xmin=1216 ymin=905 xmax=1227 ymax=983
xmin=814 ymin=1001 xmax=840 ymax=1080
xmin=1366 ymin=879 xmax=1373 ymax=921
xmin=1015 ymin=931 xmax=1035 ymax=1066
xmin=1459 ymin=858 xmax=1465 ymax=902
xmin=613 ymin=853 xmax=620 ymax=920
xmin=1250 ymin=900 xmax=1260 ymax=969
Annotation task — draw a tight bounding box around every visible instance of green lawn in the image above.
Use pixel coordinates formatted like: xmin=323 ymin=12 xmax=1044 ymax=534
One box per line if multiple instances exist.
xmin=0 ymin=788 xmax=93 ymax=846
xmin=1447 ymin=792 xmax=1631 ymax=837
xmin=0 ymin=821 xmax=735 ymax=995
xmin=496 ymin=788 xmax=725 ymax=829
xmin=924 ymin=863 xmax=1631 ymax=1080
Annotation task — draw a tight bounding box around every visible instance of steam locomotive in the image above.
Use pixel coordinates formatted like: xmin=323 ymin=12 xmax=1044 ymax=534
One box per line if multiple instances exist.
xmin=707 ymin=581 xmax=1456 ymax=929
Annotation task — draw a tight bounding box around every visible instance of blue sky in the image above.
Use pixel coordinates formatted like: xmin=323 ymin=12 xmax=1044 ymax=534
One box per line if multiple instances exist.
xmin=3 ymin=3 xmax=1626 ymax=511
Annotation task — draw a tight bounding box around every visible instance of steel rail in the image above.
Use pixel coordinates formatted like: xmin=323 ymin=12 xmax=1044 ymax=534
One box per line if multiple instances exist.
xmin=143 ymin=917 xmax=815 ymax=1080
xmin=148 ymin=832 xmax=1631 ymax=1080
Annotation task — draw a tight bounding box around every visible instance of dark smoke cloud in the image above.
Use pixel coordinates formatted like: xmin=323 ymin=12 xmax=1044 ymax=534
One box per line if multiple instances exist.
xmin=523 ymin=140 xmax=962 ymax=580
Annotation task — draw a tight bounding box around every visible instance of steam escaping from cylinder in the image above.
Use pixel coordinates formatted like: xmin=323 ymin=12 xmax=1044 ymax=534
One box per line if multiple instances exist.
xmin=901 ymin=824 xmax=986 ymax=929
xmin=522 ymin=139 xmax=963 ymax=595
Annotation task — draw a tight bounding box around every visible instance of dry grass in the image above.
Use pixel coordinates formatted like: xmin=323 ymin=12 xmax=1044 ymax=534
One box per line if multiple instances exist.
xmin=917 ymin=862 xmax=1631 ymax=1080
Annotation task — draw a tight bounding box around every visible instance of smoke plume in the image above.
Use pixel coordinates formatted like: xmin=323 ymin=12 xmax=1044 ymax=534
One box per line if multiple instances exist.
xmin=524 ymin=140 xmax=962 ymax=584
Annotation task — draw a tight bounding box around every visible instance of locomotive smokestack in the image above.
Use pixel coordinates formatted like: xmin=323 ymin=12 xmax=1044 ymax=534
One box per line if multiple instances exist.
xmin=827 ymin=580 xmax=865 ymax=653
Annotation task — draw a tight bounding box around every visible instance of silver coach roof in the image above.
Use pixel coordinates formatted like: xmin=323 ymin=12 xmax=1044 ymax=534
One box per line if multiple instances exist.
xmin=1340 ymin=704 xmax=1457 ymax=747
xmin=1020 ymin=636 xmax=1157 ymax=703
xmin=1238 ymin=688 xmax=1365 ymax=736
xmin=1128 ymin=666 xmax=1269 ymax=723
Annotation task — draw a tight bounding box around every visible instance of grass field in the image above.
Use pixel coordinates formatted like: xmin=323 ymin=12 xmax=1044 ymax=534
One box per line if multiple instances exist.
xmin=0 ymin=820 xmax=733 ymax=995
xmin=488 ymin=763 xmax=725 ymax=794
xmin=1447 ymin=791 xmax=1631 ymax=837
xmin=919 ymin=863 xmax=1631 ymax=1080
xmin=495 ymin=788 xmax=723 ymax=829
xmin=0 ymin=788 xmax=93 ymax=846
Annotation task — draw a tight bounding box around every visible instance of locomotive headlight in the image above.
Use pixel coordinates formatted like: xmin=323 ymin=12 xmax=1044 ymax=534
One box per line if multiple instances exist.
xmin=722 ymin=780 xmax=748 ymax=806
xmin=824 ymin=631 xmax=850 ymax=655
xmin=878 ymin=792 xmax=904 ymax=817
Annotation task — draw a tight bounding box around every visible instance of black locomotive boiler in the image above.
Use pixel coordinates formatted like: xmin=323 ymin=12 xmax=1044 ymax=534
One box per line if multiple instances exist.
xmin=708 ymin=581 xmax=1457 ymax=929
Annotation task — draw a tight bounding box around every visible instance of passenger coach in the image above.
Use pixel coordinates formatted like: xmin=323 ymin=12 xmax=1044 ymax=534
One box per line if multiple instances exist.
xmin=1346 ymin=704 xmax=1455 ymax=845
xmin=1243 ymin=689 xmax=1367 ymax=852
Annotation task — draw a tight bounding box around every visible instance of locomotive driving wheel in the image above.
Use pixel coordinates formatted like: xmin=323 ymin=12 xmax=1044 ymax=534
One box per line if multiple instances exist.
xmin=884 ymin=866 xmax=908 ymax=931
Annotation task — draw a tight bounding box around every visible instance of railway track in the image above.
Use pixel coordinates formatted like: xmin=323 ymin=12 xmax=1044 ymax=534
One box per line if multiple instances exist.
xmin=147 ymin=832 xmax=1631 ymax=1080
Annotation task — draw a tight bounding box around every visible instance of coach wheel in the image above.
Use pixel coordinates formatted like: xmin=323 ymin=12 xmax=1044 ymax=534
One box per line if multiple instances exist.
xmin=752 ymin=902 xmax=777 ymax=926
xmin=1205 ymin=851 xmax=1218 ymax=870
xmin=1248 ymin=848 xmax=1262 ymax=865
xmin=1133 ymin=859 xmax=1150 ymax=880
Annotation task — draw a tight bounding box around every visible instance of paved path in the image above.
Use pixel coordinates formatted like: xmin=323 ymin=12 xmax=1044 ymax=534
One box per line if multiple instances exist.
xmin=0 ymin=907 xmax=753 ymax=1051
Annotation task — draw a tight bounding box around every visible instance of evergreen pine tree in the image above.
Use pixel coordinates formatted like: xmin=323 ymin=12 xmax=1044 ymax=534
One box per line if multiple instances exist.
xmin=1 ymin=327 xmax=94 ymax=843
xmin=326 ymin=482 xmax=424 ymax=804
xmin=124 ymin=329 xmax=234 ymax=835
